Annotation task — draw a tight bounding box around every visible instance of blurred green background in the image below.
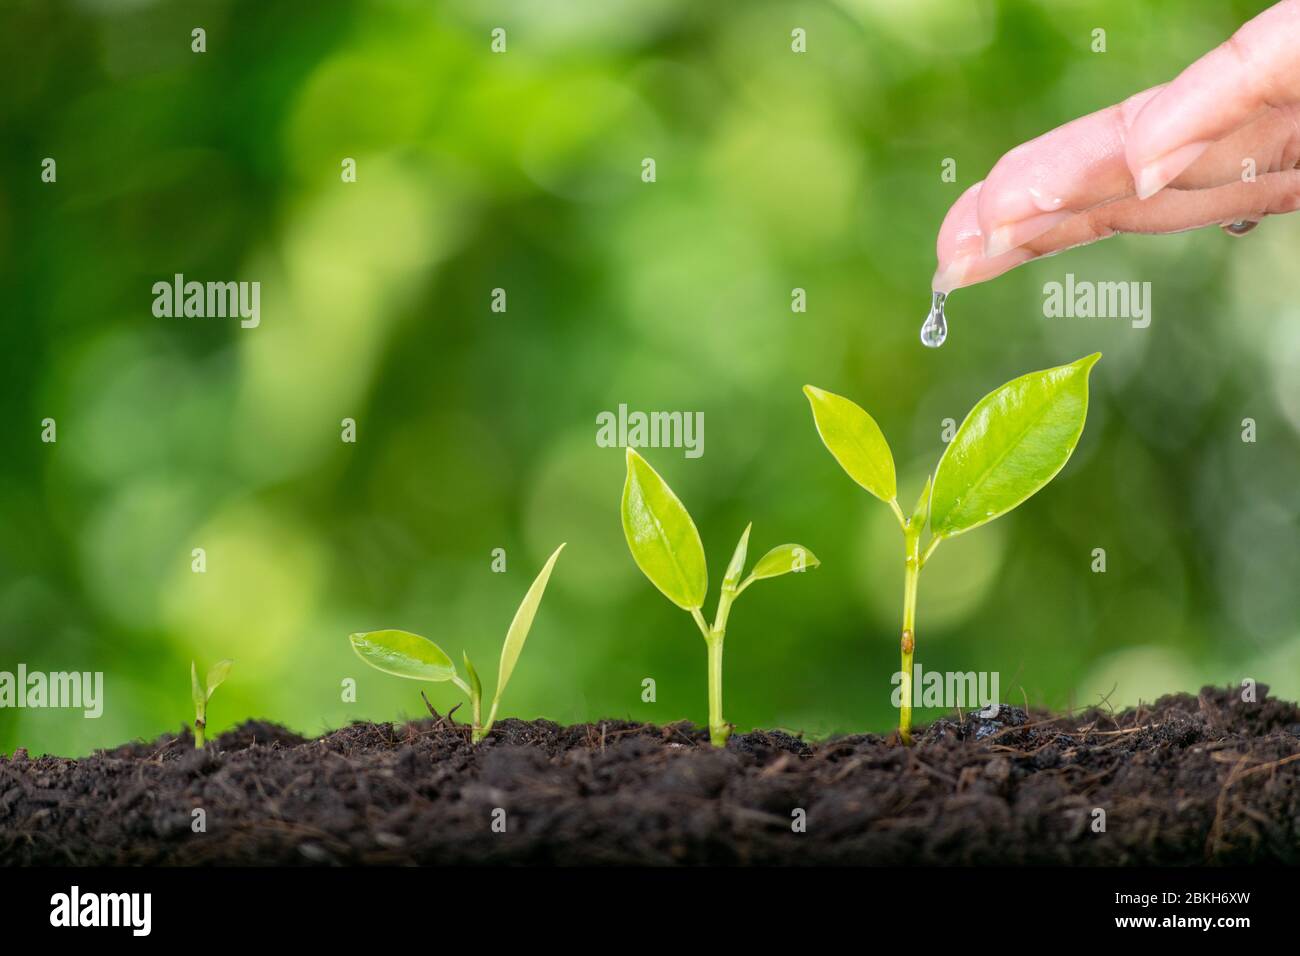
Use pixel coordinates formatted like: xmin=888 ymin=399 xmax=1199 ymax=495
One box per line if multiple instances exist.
xmin=2 ymin=0 xmax=1297 ymax=756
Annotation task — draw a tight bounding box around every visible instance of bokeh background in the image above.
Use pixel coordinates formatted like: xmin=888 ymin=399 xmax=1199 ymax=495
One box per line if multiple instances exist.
xmin=3 ymin=0 xmax=1298 ymax=756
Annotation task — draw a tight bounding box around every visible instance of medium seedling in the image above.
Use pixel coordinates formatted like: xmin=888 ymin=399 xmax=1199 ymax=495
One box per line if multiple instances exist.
xmin=349 ymin=543 xmax=564 ymax=743
xmin=804 ymin=353 xmax=1100 ymax=744
xmin=190 ymin=658 xmax=233 ymax=749
xmin=621 ymin=448 xmax=819 ymax=747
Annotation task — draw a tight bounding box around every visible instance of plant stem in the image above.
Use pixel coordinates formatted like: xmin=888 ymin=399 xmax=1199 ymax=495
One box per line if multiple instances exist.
xmin=476 ymin=702 xmax=497 ymax=743
xmin=465 ymin=679 xmax=483 ymax=735
xmin=705 ymin=633 xmax=726 ymax=746
xmin=450 ymin=674 xmax=489 ymax=742
xmin=690 ymin=590 xmax=738 ymax=748
xmin=706 ymin=587 xmax=739 ymax=747
xmin=690 ymin=606 xmax=712 ymax=641
xmin=899 ymin=520 xmax=921 ymax=745
xmin=194 ymin=719 xmax=205 ymax=749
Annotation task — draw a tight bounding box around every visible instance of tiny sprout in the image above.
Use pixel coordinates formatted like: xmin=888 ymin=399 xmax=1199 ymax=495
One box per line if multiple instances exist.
xmin=349 ymin=543 xmax=565 ymax=743
xmin=621 ymin=448 xmax=820 ymax=747
xmin=190 ymin=659 xmax=233 ymax=749
xmin=805 ymin=353 xmax=1100 ymax=744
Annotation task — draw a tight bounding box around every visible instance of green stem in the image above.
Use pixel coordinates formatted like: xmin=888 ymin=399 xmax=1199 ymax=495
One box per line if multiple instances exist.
xmin=194 ymin=718 xmax=205 ymax=750
xmin=691 ymin=590 xmax=738 ymax=748
xmin=476 ymin=701 xmax=497 ymax=743
xmin=706 ymin=633 xmax=726 ymax=747
xmin=450 ymin=674 xmax=489 ymax=742
xmin=900 ymin=521 xmax=921 ymax=746
xmin=690 ymin=606 xmax=711 ymax=640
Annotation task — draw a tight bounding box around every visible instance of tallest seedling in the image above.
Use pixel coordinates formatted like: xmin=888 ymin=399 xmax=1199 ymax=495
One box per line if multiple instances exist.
xmin=805 ymin=353 xmax=1100 ymax=743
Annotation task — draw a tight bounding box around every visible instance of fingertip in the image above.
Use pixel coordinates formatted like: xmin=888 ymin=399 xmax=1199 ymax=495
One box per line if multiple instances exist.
xmin=933 ymin=247 xmax=1038 ymax=293
xmin=931 ymin=259 xmax=968 ymax=294
xmin=935 ymin=181 xmax=985 ymax=257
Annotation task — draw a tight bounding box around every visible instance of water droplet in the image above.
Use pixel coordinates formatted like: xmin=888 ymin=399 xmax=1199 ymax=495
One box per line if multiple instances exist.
xmin=920 ymin=291 xmax=948 ymax=348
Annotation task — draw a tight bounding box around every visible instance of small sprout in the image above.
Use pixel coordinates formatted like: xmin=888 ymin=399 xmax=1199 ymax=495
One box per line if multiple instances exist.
xmin=190 ymin=658 xmax=233 ymax=749
xmin=621 ymin=449 xmax=819 ymax=747
xmin=349 ymin=543 xmax=565 ymax=743
xmin=805 ymin=353 xmax=1100 ymax=744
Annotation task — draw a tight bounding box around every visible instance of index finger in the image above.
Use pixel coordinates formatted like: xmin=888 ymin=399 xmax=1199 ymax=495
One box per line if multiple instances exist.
xmin=1126 ymin=0 xmax=1300 ymax=197
xmin=976 ymin=85 xmax=1163 ymax=256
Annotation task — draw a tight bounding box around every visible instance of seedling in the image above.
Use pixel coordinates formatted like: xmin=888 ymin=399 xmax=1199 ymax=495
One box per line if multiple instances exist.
xmin=349 ymin=543 xmax=565 ymax=743
xmin=621 ymin=448 xmax=819 ymax=747
xmin=804 ymin=353 xmax=1100 ymax=744
xmin=190 ymin=658 xmax=233 ymax=749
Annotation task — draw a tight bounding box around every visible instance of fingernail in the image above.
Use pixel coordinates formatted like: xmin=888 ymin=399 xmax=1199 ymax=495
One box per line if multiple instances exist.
xmin=932 ymin=256 xmax=975 ymax=294
xmin=1135 ymin=141 xmax=1210 ymax=199
xmin=933 ymin=248 xmax=1036 ymax=293
xmin=984 ymin=210 xmax=1073 ymax=257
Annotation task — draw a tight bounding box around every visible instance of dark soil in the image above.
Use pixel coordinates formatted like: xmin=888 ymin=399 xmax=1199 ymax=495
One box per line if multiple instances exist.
xmin=2 ymin=685 xmax=1298 ymax=865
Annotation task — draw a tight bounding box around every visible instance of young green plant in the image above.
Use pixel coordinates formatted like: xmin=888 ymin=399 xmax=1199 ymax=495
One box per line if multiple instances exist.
xmin=804 ymin=353 xmax=1100 ymax=744
xmin=349 ymin=543 xmax=564 ymax=743
xmin=621 ymin=448 xmax=820 ymax=747
xmin=190 ymin=658 xmax=233 ymax=749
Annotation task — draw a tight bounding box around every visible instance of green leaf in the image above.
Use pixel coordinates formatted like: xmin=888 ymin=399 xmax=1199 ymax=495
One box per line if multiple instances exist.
xmin=349 ymin=629 xmax=457 ymax=682
xmin=206 ymin=659 xmax=233 ymax=699
xmin=749 ymin=543 xmax=821 ymax=581
xmin=190 ymin=661 xmax=205 ymax=711
xmin=803 ymin=385 xmax=897 ymax=503
xmin=621 ymin=449 xmax=708 ymax=610
xmin=909 ymin=475 xmax=933 ymax=531
xmin=462 ymin=652 xmax=482 ymax=710
xmin=494 ymin=543 xmax=565 ymax=706
xmin=931 ymin=353 xmax=1100 ymax=539
xmin=722 ymin=523 xmax=752 ymax=591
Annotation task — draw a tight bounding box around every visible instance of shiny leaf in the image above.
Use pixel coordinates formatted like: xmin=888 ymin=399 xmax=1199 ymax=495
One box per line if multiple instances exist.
xmin=749 ymin=543 xmax=820 ymax=580
xmin=463 ymin=651 xmax=482 ymax=709
xmin=494 ymin=543 xmax=565 ymax=706
xmin=908 ymin=475 xmax=933 ymax=531
xmin=722 ymin=523 xmax=752 ymax=591
xmin=803 ymin=385 xmax=897 ymax=503
xmin=190 ymin=661 xmax=205 ymax=711
xmin=931 ymin=353 xmax=1100 ymax=539
xmin=206 ymin=659 xmax=233 ymax=699
xmin=621 ymin=449 xmax=708 ymax=610
xmin=349 ymin=629 xmax=457 ymax=682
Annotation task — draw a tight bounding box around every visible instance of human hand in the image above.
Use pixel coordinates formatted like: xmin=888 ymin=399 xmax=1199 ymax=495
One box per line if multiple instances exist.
xmin=933 ymin=0 xmax=1300 ymax=293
